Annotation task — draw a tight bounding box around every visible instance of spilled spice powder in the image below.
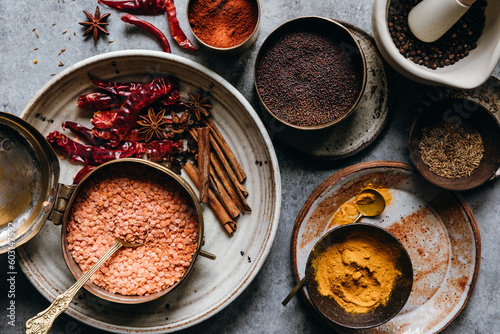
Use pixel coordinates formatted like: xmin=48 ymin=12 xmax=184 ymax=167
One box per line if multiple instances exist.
xmin=188 ymin=0 xmax=259 ymax=48
xmin=419 ymin=120 xmax=484 ymax=178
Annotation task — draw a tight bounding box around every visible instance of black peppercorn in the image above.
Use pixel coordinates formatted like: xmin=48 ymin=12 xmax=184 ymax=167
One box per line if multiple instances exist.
xmin=388 ymin=0 xmax=487 ymax=70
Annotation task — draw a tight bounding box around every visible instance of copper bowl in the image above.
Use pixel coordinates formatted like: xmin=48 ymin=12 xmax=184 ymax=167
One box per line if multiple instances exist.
xmin=409 ymin=98 xmax=500 ymax=191
xmin=254 ymin=16 xmax=367 ymax=131
xmin=61 ymin=158 xmax=209 ymax=304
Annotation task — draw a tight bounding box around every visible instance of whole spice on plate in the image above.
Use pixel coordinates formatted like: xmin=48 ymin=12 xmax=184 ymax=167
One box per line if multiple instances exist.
xmin=187 ymin=0 xmax=259 ymax=48
xmin=312 ymin=230 xmax=401 ymax=314
xmin=419 ymin=119 xmax=484 ymax=178
xmin=255 ymin=24 xmax=364 ymax=127
xmin=388 ymin=0 xmax=487 ymax=69
xmin=67 ymin=164 xmax=199 ymax=295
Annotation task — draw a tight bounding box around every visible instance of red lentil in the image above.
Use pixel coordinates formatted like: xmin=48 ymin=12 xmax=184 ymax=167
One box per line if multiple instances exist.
xmin=67 ymin=164 xmax=199 ymax=296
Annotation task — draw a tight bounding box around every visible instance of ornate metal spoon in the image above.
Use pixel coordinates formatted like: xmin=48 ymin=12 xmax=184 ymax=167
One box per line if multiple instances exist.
xmin=25 ymin=238 xmax=142 ymax=334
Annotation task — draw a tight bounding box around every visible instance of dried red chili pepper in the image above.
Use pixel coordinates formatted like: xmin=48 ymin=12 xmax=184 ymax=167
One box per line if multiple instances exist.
xmin=165 ymin=0 xmax=198 ymax=51
xmin=108 ymin=76 xmax=176 ymax=145
xmin=91 ymin=110 xmax=119 ymax=129
xmin=121 ymin=14 xmax=172 ymax=53
xmin=63 ymin=121 xmax=109 ymax=147
xmin=92 ymin=127 xmax=147 ymax=142
xmin=47 ymin=131 xmax=140 ymax=164
xmin=98 ymin=0 xmax=166 ymax=15
xmin=89 ymin=75 xmax=142 ymax=96
xmin=144 ymin=139 xmax=183 ymax=161
xmin=77 ymin=92 xmax=125 ymax=110
xmin=73 ymin=165 xmax=97 ymax=184
xmin=161 ymin=89 xmax=180 ymax=105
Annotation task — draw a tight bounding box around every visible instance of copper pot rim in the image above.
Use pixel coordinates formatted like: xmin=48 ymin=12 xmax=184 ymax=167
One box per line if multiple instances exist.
xmin=60 ymin=158 xmax=205 ymax=304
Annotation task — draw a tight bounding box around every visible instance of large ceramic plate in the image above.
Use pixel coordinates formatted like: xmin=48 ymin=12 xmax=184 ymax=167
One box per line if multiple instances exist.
xmin=291 ymin=161 xmax=480 ymax=333
xmin=18 ymin=50 xmax=281 ymax=333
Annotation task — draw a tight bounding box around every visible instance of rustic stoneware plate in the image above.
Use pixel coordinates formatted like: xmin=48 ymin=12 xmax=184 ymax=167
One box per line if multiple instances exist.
xmin=264 ymin=21 xmax=391 ymax=160
xmin=17 ymin=50 xmax=281 ymax=333
xmin=291 ymin=161 xmax=480 ymax=333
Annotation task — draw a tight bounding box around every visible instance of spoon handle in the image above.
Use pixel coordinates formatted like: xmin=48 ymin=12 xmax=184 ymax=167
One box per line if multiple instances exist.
xmin=282 ymin=277 xmax=306 ymax=306
xmin=351 ymin=213 xmax=363 ymax=224
xmin=25 ymin=239 xmax=123 ymax=334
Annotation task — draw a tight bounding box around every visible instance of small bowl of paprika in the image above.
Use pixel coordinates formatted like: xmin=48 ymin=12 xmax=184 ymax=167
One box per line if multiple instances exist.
xmin=186 ymin=0 xmax=260 ymax=54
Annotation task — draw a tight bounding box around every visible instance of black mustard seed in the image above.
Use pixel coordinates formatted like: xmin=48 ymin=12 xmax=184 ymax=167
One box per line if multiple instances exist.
xmin=255 ymin=25 xmax=364 ymax=128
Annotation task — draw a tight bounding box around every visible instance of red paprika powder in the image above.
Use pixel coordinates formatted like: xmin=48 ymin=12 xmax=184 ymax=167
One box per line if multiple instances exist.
xmin=188 ymin=0 xmax=259 ymax=49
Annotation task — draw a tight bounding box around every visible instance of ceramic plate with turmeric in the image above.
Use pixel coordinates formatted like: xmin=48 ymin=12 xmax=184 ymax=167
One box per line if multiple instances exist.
xmin=290 ymin=161 xmax=480 ymax=333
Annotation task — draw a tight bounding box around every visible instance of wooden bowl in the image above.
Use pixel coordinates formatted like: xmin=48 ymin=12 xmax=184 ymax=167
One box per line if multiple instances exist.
xmin=409 ymin=98 xmax=500 ymax=191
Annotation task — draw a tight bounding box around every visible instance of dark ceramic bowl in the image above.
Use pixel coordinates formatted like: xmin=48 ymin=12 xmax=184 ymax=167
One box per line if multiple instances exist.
xmin=409 ymin=98 xmax=500 ymax=191
xmin=305 ymin=223 xmax=413 ymax=329
xmin=254 ymin=16 xmax=367 ymax=131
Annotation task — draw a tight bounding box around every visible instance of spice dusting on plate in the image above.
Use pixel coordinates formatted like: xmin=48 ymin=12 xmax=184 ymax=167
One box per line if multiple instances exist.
xmin=255 ymin=21 xmax=364 ymax=127
xmin=67 ymin=164 xmax=199 ymax=296
xmin=419 ymin=120 xmax=484 ymax=178
xmin=312 ymin=230 xmax=401 ymax=314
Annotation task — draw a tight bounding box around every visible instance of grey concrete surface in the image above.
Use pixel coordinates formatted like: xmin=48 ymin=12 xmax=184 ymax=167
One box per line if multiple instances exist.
xmin=1 ymin=0 xmax=499 ymax=333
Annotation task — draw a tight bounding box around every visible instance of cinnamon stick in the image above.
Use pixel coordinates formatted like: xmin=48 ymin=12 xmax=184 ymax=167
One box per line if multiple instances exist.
xmin=209 ymin=166 xmax=240 ymax=219
xmin=211 ymin=152 xmax=251 ymax=213
xmin=209 ymin=132 xmax=249 ymax=197
xmin=197 ymin=127 xmax=210 ymax=203
xmin=202 ymin=117 xmax=246 ymax=182
xmin=184 ymin=162 xmax=236 ymax=235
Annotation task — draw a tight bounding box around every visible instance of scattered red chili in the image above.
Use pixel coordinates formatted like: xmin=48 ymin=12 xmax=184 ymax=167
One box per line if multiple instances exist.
xmin=63 ymin=121 xmax=108 ymax=147
xmin=161 ymin=89 xmax=180 ymax=105
xmin=89 ymin=75 xmax=142 ymax=96
xmin=91 ymin=110 xmax=119 ymax=129
xmin=47 ymin=131 xmax=141 ymax=165
xmin=98 ymin=0 xmax=166 ymax=15
xmin=165 ymin=0 xmax=198 ymax=51
xmin=92 ymin=127 xmax=146 ymax=142
xmin=121 ymin=14 xmax=171 ymax=53
xmin=144 ymin=139 xmax=183 ymax=161
xmin=77 ymin=92 xmax=125 ymax=110
xmin=108 ymin=76 xmax=176 ymax=145
xmin=73 ymin=165 xmax=97 ymax=184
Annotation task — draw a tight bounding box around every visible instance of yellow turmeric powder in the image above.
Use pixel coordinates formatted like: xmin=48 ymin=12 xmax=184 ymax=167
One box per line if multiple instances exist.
xmin=329 ymin=187 xmax=391 ymax=227
xmin=312 ymin=230 xmax=401 ymax=314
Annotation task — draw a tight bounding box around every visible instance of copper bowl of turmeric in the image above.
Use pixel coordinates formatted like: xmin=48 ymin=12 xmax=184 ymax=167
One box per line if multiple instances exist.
xmin=305 ymin=223 xmax=413 ymax=329
xmin=186 ymin=0 xmax=260 ymax=54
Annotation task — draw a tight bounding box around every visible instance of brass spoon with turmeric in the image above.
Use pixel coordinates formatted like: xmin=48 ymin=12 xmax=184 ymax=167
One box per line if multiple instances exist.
xmin=282 ymin=188 xmax=387 ymax=306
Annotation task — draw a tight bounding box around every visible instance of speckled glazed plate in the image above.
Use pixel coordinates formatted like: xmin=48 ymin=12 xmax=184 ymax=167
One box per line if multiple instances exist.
xmin=17 ymin=50 xmax=281 ymax=333
xmin=291 ymin=161 xmax=480 ymax=333
xmin=265 ymin=22 xmax=391 ymax=160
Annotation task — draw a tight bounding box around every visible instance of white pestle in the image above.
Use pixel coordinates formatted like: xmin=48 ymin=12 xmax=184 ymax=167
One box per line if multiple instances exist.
xmin=408 ymin=0 xmax=476 ymax=43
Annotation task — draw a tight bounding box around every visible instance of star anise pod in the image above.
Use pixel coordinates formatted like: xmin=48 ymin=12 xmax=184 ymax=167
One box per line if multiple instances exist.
xmin=79 ymin=6 xmax=110 ymax=44
xmin=137 ymin=108 xmax=169 ymax=142
xmin=167 ymin=111 xmax=194 ymax=134
xmin=184 ymin=92 xmax=212 ymax=121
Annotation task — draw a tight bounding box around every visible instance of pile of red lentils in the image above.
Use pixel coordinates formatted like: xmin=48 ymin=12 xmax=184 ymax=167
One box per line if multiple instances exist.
xmin=67 ymin=164 xmax=199 ymax=296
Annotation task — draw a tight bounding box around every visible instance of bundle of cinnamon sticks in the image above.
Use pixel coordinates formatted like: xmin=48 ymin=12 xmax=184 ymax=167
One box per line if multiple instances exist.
xmin=185 ymin=117 xmax=250 ymax=235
